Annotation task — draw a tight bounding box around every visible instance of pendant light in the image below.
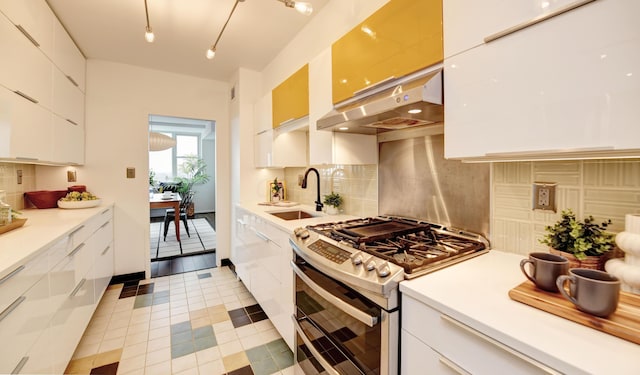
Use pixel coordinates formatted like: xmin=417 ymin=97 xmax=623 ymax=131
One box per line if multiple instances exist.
xmin=144 ymin=0 xmax=155 ymax=43
xmin=149 ymin=132 xmax=176 ymax=151
xmin=206 ymin=0 xmax=245 ymax=60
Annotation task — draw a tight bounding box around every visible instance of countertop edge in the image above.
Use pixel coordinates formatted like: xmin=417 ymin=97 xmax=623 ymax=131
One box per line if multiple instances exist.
xmin=0 ymin=203 xmax=114 ymax=279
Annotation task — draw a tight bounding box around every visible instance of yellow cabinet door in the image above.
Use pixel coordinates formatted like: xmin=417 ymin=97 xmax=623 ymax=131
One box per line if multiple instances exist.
xmin=272 ymin=64 xmax=309 ymax=128
xmin=332 ymin=0 xmax=443 ymax=104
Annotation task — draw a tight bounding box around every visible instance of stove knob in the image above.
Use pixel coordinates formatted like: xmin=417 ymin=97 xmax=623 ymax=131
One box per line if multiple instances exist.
xmin=350 ymin=251 xmax=363 ymax=265
xmin=299 ymin=229 xmax=310 ymax=239
xmin=376 ymin=262 xmax=391 ymax=278
xmin=293 ymin=227 xmax=304 ymax=237
xmin=365 ymin=257 xmax=376 ymax=271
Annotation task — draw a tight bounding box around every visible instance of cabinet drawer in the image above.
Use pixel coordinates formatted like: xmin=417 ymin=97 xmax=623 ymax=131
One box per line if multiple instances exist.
xmin=401 ymin=329 xmax=460 ymax=375
xmin=69 ymin=207 xmax=112 ymax=248
xmin=402 ymin=296 xmax=557 ymax=374
xmin=0 ymin=273 xmax=51 ymax=374
xmin=0 ymin=252 xmax=48 ymax=314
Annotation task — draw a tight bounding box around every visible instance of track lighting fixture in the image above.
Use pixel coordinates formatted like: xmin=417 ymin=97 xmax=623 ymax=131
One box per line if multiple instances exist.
xmin=144 ymin=0 xmax=155 ymax=43
xmin=278 ymin=0 xmax=314 ymax=15
xmin=206 ymin=0 xmax=245 ymax=60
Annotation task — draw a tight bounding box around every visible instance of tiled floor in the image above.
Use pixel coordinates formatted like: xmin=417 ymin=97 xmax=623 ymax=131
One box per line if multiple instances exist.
xmin=66 ymin=266 xmax=295 ymax=375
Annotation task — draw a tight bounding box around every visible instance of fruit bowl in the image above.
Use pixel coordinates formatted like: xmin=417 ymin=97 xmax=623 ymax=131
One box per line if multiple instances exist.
xmin=58 ymin=199 xmax=102 ymax=209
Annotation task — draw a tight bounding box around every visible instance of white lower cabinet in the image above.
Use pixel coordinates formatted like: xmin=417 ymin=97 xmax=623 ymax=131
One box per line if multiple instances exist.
xmin=232 ymin=206 xmax=294 ymax=350
xmin=0 ymin=206 xmax=114 ymax=374
xmin=401 ymin=295 xmax=557 ymax=375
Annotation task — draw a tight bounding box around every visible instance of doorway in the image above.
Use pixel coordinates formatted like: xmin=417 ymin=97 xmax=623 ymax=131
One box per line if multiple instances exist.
xmin=148 ymin=114 xmax=217 ymax=275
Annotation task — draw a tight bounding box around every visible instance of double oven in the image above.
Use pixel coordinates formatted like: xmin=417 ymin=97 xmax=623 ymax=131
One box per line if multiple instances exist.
xmin=289 ymin=217 xmax=489 ymax=374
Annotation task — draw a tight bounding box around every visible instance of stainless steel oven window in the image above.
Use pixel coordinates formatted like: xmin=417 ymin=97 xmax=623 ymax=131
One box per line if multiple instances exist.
xmin=292 ymin=256 xmax=398 ymax=375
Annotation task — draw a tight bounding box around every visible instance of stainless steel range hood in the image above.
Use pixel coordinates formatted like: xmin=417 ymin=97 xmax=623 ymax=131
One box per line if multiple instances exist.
xmin=317 ymin=66 xmax=443 ymax=135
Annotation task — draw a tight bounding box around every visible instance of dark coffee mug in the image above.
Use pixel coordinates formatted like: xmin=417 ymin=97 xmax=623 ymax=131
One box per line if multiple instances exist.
xmin=556 ymin=268 xmax=621 ymax=317
xmin=520 ymin=252 xmax=569 ymax=292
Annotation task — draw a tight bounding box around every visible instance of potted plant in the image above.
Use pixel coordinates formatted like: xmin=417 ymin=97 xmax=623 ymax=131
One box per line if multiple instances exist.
xmin=539 ymin=208 xmax=616 ymax=270
xmin=323 ymin=191 xmax=343 ymax=215
xmin=173 ymin=156 xmax=210 ymax=216
xmin=271 ymin=177 xmax=283 ymax=202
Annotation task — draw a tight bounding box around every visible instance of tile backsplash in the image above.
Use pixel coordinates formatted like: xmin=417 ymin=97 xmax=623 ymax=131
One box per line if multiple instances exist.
xmin=491 ymin=159 xmax=640 ymax=255
xmin=0 ymin=162 xmax=36 ymax=210
xmin=284 ymin=165 xmax=378 ymax=217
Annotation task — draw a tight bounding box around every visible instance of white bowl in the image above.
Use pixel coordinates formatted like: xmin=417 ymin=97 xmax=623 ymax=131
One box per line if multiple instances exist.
xmin=58 ymin=199 xmax=102 ymax=209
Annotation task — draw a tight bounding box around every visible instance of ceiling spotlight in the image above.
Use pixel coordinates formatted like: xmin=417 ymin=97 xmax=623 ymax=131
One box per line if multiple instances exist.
xmin=278 ymin=0 xmax=313 ymax=15
xmin=206 ymin=0 xmax=245 ymax=60
xmin=143 ymin=0 xmax=155 ymax=43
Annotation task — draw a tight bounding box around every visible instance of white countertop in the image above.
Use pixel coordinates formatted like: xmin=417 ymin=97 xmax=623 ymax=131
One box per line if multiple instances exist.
xmin=237 ymin=202 xmax=360 ymax=232
xmin=400 ymin=250 xmax=640 ymax=375
xmin=0 ymin=204 xmax=113 ymax=279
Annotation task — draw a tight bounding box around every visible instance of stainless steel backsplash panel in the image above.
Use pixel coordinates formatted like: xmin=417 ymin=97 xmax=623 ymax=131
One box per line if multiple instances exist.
xmin=378 ymin=134 xmax=490 ymax=239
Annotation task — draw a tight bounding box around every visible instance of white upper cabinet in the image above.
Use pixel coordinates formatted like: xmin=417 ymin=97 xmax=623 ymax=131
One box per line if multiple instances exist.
xmin=254 ymin=92 xmax=307 ymax=168
xmin=443 ymin=0 xmax=594 ymax=58
xmin=52 ymin=67 xmax=84 ymax=128
xmin=309 ymin=47 xmax=378 ymax=165
xmin=53 ymin=18 xmax=85 ymax=92
xmin=0 ymin=0 xmax=54 ymax=57
xmin=52 ymin=115 xmax=84 ymax=165
xmin=0 ymin=86 xmax=53 ymax=162
xmin=0 ymin=13 xmax=52 ymax=111
xmin=444 ymin=0 xmax=640 ymax=160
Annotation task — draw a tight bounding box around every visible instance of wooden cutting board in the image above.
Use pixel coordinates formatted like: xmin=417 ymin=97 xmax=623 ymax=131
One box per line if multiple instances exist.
xmin=509 ymin=281 xmax=640 ymax=345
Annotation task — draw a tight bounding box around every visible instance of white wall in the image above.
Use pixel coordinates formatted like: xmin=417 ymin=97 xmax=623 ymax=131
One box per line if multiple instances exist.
xmin=76 ymin=60 xmax=229 ymax=277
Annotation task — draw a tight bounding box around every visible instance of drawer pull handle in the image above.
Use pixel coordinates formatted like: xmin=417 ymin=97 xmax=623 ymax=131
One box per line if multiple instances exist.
xmin=278 ymin=117 xmax=297 ymax=127
xmin=15 ymin=157 xmax=38 ymax=161
xmin=0 ymin=265 xmax=25 ymax=285
xmin=66 ymin=119 xmax=78 ymax=126
xmin=101 ymin=246 xmax=111 ymax=256
xmin=66 ymin=75 xmax=79 ymax=87
xmin=353 ymin=75 xmax=396 ymax=97
xmin=15 ymin=25 xmax=39 ymax=47
xmin=0 ymin=296 xmax=26 ymax=323
xmin=11 ymin=356 xmax=29 ymax=374
xmin=484 ymin=0 xmax=596 ymax=43
xmin=101 ymin=209 xmax=109 ymax=215
xmin=69 ymin=225 xmax=85 ymax=236
xmin=255 ymin=230 xmax=270 ymax=242
xmin=68 ymin=243 xmax=85 ymax=257
xmin=13 ymin=90 xmax=38 ymax=104
xmin=70 ymin=278 xmax=86 ymax=297
xmin=439 ymin=356 xmax=470 ymax=375
xmin=292 ymin=315 xmax=340 ymax=375
xmin=100 ymin=221 xmax=110 ymax=229
xmin=440 ymin=314 xmax=560 ymax=374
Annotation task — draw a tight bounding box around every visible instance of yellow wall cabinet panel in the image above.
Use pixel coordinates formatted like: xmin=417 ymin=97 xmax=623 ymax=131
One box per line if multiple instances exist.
xmin=332 ymin=0 xmax=443 ymax=104
xmin=272 ymin=64 xmax=309 ymax=128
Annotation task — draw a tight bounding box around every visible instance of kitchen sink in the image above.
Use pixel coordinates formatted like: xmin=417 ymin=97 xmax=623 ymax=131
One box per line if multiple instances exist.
xmin=269 ymin=210 xmax=317 ymax=221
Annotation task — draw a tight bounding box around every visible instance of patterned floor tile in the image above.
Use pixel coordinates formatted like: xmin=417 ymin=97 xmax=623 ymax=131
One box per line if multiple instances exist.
xmin=70 ymin=265 xmax=294 ymax=375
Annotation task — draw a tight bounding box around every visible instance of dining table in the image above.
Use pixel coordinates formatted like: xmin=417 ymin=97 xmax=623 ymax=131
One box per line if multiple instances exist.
xmin=150 ymin=192 xmax=182 ymax=241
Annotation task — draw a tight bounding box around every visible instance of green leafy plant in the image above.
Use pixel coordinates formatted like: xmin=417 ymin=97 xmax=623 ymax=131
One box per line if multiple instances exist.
xmin=149 ymin=169 xmax=157 ymax=186
xmin=173 ymin=156 xmax=210 ymax=196
xmin=539 ymin=209 xmax=615 ymax=260
xmin=271 ymin=177 xmax=282 ymax=197
xmin=323 ymin=191 xmax=344 ymax=208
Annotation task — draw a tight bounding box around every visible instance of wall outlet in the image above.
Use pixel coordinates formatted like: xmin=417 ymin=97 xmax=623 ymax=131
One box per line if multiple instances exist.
xmin=16 ymin=170 xmax=22 ymax=184
xmin=126 ymin=167 xmax=136 ymax=179
xmin=298 ymin=174 xmax=303 ymax=186
xmin=532 ymin=182 xmax=557 ymax=212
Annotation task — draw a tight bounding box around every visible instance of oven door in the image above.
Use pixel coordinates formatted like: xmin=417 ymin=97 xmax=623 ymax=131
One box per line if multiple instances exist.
xmin=292 ymin=255 xmax=398 ymax=375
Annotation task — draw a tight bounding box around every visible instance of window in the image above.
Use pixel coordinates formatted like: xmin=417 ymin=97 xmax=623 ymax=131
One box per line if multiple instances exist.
xmin=149 ymin=132 xmax=201 ymax=182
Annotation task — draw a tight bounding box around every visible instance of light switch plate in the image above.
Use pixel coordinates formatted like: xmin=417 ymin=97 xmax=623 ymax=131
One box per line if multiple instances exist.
xmin=126 ymin=167 xmax=135 ymax=179
xmin=532 ymin=182 xmax=557 ymax=212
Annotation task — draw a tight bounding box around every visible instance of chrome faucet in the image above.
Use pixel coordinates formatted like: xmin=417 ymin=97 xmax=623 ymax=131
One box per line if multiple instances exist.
xmin=301 ymin=167 xmax=323 ymax=212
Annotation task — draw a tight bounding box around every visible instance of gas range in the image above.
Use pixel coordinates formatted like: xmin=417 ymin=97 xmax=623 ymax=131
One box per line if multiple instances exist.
xmin=290 ymin=216 xmax=489 ymax=295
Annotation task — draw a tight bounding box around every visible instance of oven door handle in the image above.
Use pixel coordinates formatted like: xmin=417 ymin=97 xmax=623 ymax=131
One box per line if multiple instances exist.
xmin=291 ymin=261 xmax=379 ymax=327
xmin=292 ymin=315 xmax=341 ymax=375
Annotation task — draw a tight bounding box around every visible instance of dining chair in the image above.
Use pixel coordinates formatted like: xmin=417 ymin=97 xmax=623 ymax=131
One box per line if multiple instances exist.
xmin=163 ymin=191 xmax=194 ymax=242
